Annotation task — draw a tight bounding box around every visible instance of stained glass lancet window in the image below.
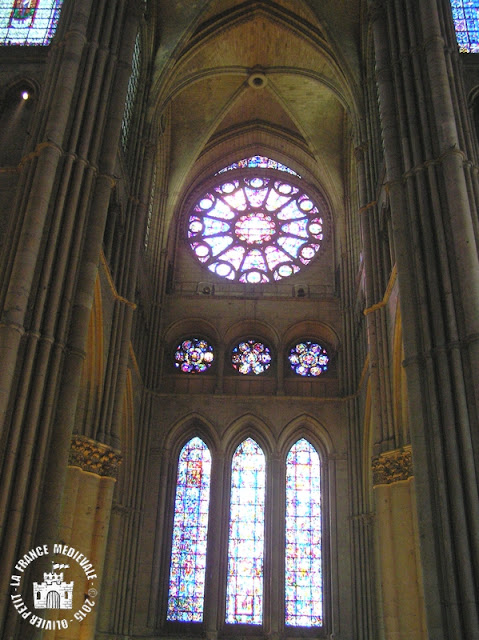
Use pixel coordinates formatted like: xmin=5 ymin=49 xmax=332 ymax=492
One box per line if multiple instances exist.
xmin=167 ymin=437 xmax=212 ymax=622
xmin=226 ymin=438 xmax=266 ymax=624
xmin=0 ymin=0 xmax=64 ymax=45
xmin=452 ymin=1 xmax=479 ymax=52
xmin=188 ymin=165 xmax=325 ymax=284
xmin=285 ymin=438 xmax=322 ymax=627
xmin=121 ymin=31 xmax=141 ymax=150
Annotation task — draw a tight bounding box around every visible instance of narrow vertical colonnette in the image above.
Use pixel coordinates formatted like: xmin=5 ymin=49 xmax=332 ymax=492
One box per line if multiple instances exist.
xmin=369 ymin=0 xmax=479 ymax=637
xmin=0 ymin=0 xmax=143 ymax=637
xmin=347 ymin=141 xmax=376 ymax=640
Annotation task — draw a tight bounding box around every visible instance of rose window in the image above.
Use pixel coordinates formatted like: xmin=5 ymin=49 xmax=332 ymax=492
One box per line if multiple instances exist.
xmin=231 ymin=340 xmax=272 ymax=375
xmin=288 ymin=342 xmax=329 ymax=377
xmin=175 ymin=338 xmax=214 ymax=373
xmin=187 ymin=166 xmax=325 ymax=284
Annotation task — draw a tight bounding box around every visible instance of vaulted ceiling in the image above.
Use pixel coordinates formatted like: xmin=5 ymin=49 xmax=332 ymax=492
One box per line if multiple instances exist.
xmin=148 ymin=0 xmax=365 ymax=243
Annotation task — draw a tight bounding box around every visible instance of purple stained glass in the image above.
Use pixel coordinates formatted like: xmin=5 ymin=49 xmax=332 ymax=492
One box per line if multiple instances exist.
xmin=188 ymin=169 xmax=325 ymax=283
xmin=167 ymin=437 xmax=212 ymax=622
xmin=0 ymin=0 xmax=63 ymax=46
xmin=285 ymin=439 xmax=322 ymax=627
xmin=175 ymin=338 xmax=214 ymax=373
xmin=231 ymin=340 xmax=272 ymax=375
xmin=451 ymin=1 xmax=479 ymax=52
xmin=226 ymin=438 xmax=265 ymax=624
xmin=289 ymin=342 xmax=329 ymax=377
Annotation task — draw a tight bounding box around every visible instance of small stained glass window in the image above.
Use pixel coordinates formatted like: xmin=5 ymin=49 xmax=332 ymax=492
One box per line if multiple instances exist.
xmin=226 ymin=438 xmax=266 ymax=624
xmin=167 ymin=437 xmax=212 ymax=622
xmin=285 ymin=439 xmax=322 ymax=627
xmin=188 ymin=168 xmax=325 ymax=283
xmin=231 ymin=339 xmax=271 ymax=375
xmin=451 ymin=0 xmax=479 ymax=52
xmin=0 ymin=0 xmax=63 ymax=45
xmin=289 ymin=342 xmax=329 ymax=377
xmin=175 ymin=338 xmax=214 ymax=373
xmin=217 ymin=155 xmax=300 ymax=177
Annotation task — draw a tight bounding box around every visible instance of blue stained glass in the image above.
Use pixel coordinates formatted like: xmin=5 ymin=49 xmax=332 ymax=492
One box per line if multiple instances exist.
xmin=216 ymin=155 xmax=301 ymax=177
xmin=188 ymin=169 xmax=325 ymax=283
xmin=226 ymin=438 xmax=265 ymax=624
xmin=289 ymin=342 xmax=329 ymax=377
xmin=451 ymin=1 xmax=479 ymax=52
xmin=167 ymin=438 xmax=212 ymax=622
xmin=0 ymin=0 xmax=63 ymax=45
xmin=285 ymin=439 xmax=322 ymax=627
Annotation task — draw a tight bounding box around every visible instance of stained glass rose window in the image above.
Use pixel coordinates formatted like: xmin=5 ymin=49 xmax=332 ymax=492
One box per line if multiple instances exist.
xmin=231 ymin=340 xmax=272 ymax=375
xmin=175 ymin=338 xmax=214 ymax=373
xmin=288 ymin=342 xmax=329 ymax=377
xmin=188 ymin=161 xmax=325 ymax=283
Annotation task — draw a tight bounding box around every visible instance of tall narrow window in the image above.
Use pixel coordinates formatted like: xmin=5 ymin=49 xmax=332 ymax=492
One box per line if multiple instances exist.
xmin=0 ymin=0 xmax=64 ymax=45
xmin=226 ymin=438 xmax=265 ymax=624
xmin=285 ymin=438 xmax=322 ymax=627
xmin=452 ymin=1 xmax=479 ymax=52
xmin=167 ymin=437 xmax=211 ymax=622
xmin=121 ymin=31 xmax=141 ymax=151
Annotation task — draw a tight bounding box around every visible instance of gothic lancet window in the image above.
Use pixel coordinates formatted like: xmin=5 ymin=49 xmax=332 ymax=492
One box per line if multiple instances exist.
xmin=451 ymin=0 xmax=479 ymax=52
xmin=164 ymin=433 xmax=325 ymax=632
xmin=285 ymin=438 xmax=322 ymax=627
xmin=187 ymin=158 xmax=326 ymax=283
xmin=167 ymin=437 xmax=212 ymax=622
xmin=0 ymin=0 xmax=64 ymax=45
xmin=226 ymin=438 xmax=266 ymax=624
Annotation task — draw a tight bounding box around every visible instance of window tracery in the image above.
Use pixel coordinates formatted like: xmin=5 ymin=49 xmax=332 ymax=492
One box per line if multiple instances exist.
xmin=174 ymin=338 xmax=214 ymax=374
xmin=288 ymin=342 xmax=329 ymax=377
xmin=187 ymin=161 xmax=326 ymax=284
xmin=231 ymin=340 xmax=272 ymax=375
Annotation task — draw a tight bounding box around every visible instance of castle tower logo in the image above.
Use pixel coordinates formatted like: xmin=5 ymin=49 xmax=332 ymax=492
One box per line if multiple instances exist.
xmin=33 ymin=563 xmax=73 ymax=610
xmin=10 ymin=544 xmax=98 ymax=630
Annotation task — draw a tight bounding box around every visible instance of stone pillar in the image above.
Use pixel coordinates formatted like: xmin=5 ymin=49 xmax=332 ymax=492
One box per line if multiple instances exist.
xmin=372 ymin=447 xmax=426 ymax=640
xmin=52 ymin=435 xmax=122 ymax=640
xmin=368 ymin=1 xmax=479 ymax=636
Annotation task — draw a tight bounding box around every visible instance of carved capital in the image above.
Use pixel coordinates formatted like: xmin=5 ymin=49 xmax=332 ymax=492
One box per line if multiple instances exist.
xmin=69 ymin=435 xmax=122 ymax=478
xmin=372 ymin=445 xmax=412 ymax=485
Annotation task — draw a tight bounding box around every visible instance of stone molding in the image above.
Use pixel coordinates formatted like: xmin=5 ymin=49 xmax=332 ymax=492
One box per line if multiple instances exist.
xmin=372 ymin=445 xmax=413 ymax=486
xmin=69 ymin=435 xmax=122 ymax=478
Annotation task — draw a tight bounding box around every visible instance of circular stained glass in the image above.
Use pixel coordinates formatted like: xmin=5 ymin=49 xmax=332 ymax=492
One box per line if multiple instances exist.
xmin=175 ymin=338 xmax=214 ymax=373
xmin=231 ymin=340 xmax=272 ymax=375
xmin=188 ymin=170 xmax=325 ymax=283
xmin=289 ymin=342 xmax=329 ymax=377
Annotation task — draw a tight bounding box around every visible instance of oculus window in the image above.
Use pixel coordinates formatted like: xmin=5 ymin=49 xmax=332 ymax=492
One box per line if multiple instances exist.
xmin=231 ymin=339 xmax=272 ymax=375
xmin=175 ymin=338 xmax=214 ymax=374
xmin=165 ymin=435 xmax=324 ymax=630
xmin=187 ymin=158 xmax=326 ymax=284
xmin=289 ymin=342 xmax=329 ymax=377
